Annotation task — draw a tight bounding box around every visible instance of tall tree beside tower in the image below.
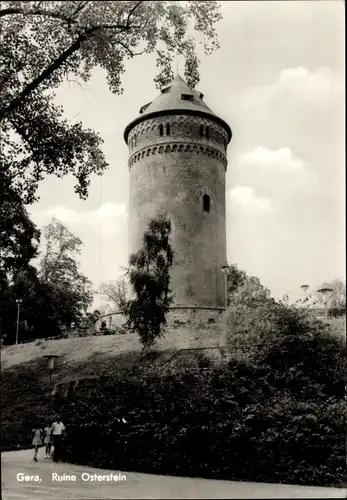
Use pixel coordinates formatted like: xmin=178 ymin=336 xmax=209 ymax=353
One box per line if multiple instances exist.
xmin=125 ymin=216 xmax=174 ymax=351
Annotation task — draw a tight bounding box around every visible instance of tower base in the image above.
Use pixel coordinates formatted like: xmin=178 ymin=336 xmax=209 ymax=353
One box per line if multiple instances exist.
xmin=166 ymin=306 xmax=225 ymax=327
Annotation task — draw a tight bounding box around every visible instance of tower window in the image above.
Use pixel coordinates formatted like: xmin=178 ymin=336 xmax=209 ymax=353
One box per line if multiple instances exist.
xmin=203 ymin=194 xmax=210 ymax=213
xmin=161 ymin=86 xmax=171 ymax=94
xmin=166 ymin=123 xmax=171 ymax=136
xmin=159 ymin=124 xmax=163 ymax=136
xmin=181 ymin=94 xmax=194 ymax=101
xmin=199 ymin=125 xmax=204 ymax=137
xmin=205 ymin=127 xmax=210 ymax=139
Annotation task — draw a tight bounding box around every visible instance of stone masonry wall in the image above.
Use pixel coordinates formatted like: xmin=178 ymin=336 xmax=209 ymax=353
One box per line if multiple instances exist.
xmin=167 ymin=307 xmax=225 ymax=327
xmin=127 ymin=113 xmax=229 ymax=311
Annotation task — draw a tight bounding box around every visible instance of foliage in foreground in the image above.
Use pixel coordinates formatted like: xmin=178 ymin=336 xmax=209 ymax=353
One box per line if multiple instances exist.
xmin=1 ymin=309 xmax=345 ymax=487
xmin=56 ymin=282 xmax=345 ymax=487
xmin=2 ymin=260 xmax=345 ymax=487
xmin=56 ymin=333 xmax=345 ymax=488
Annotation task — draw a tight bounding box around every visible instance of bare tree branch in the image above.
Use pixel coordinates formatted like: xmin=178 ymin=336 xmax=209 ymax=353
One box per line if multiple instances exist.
xmin=66 ymin=74 xmax=85 ymax=88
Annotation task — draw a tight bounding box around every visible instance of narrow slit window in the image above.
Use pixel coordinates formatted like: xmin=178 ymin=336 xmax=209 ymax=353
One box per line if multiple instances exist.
xmin=199 ymin=125 xmax=204 ymax=137
xmin=181 ymin=94 xmax=194 ymax=101
xmin=205 ymin=127 xmax=210 ymax=139
xmin=166 ymin=123 xmax=171 ymax=136
xmin=159 ymin=124 xmax=163 ymax=136
xmin=203 ymin=194 xmax=210 ymax=213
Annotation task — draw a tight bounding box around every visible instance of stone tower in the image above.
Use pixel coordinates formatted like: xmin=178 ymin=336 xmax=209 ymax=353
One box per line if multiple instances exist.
xmin=124 ymin=74 xmax=232 ymax=324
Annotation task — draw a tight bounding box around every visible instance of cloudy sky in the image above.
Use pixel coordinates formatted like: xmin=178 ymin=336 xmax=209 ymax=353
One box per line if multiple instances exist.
xmin=29 ymin=1 xmax=345 ymax=306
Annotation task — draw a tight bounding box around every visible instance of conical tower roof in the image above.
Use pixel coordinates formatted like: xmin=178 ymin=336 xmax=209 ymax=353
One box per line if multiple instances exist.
xmin=124 ymin=74 xmax=231 ymax=143
xmin=140 ymin=74 xmax=215 ymax=116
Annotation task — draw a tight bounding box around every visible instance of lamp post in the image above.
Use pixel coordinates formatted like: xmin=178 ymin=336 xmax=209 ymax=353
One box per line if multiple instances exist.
xmin=300 ymin=284 xmax=309 ymax=300
xmin=15 ymin=299 xmax=23 ymax=345
xmin=300 ymin=284 xmax=310 ymax=309
xmin=317 ymin=287 xmax=333 ymax=321
xmin=221 ymin=265 xmax=229 ymax=311
xmin=44 ymin=355 xmax=59 ymax=414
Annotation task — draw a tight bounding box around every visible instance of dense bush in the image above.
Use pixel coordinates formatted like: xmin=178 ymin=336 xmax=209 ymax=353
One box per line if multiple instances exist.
xmin=56 ymin=340 xmax=345 ymax=487
xmin=1 ymin=362 xmax=53 ymax=451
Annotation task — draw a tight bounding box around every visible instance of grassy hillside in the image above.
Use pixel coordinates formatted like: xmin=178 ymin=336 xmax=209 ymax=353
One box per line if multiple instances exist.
xmin=1 ymin=325 xmax=226 ymax=451
xmin=1 ymin=324 xmax=226 ymax=371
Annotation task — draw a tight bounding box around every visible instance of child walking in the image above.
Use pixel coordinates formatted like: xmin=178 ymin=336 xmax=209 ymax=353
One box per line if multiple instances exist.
xmin=43 ymin=423 xmax=53 ymax=459
xmin=31 ymin=425 xmax=43 ymax=461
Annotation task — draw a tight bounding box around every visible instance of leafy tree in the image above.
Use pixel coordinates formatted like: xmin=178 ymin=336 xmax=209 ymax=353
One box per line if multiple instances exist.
xmin=0 ymin=268 xmax=35 ymax=344
xmin=125 ymin=215 xmax=174 ymax=351
xmin=0 ymin=0 xmax=222 ymax=204
xmin=225 ymin=268 xmax=346 ymax=387
xmin=0 ymin=266 xmax=73 ymax=344
xmin=100 ymin=278 xmax=128 ymax=313
xmin=225 ymin=274 xmax=278 ymax=363
xmin=230 ymin=273 xmax=271 ymax=308
xmin=227 ymin=264 xmax=248 ymax=303
xmin=0 ymin=169 xmax=40 ymax=282
xmin=38 ymin=218 xmax=94 ymax=324
xmin=226 ymin=264 xmax=270 ymax=307
xmin=0 ymin=173 xmax=41 ymax=342
xmin=0 ymin=215 xmax=94 ymax=344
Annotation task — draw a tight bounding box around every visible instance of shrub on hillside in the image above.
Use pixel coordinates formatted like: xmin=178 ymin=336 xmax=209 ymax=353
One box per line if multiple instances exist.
xmin=226 ymin=279 xmax=345 ymax=378
xmin=57 ymin=351 xmax=345 ymax=487
xmin=1 ymin=363 xmax=53 ymax=451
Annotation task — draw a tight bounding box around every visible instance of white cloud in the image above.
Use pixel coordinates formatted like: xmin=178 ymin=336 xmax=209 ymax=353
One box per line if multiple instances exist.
xmin=242 ymin=66 xmax=343 ymax=110
xmin=233 ymin=146 xmax=318 ymax=206
xmin=238 ymin=146 xmax=309 ymax=173
xmin=278 ymin=66 xmax=340 ymax=104
xmin=228 ymin=186 xmax=273 ymax=213
xmin=29 ymin=202 xmax=127 ymax=237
